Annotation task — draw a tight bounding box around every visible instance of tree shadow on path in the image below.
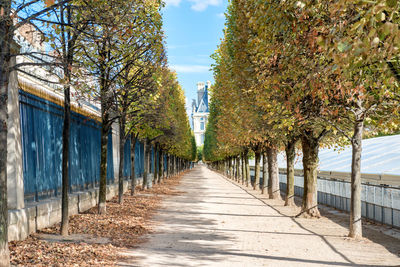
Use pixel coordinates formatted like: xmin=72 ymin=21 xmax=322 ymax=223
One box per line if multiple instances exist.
xmin=221 ymin=172 xmax=400 ymax=266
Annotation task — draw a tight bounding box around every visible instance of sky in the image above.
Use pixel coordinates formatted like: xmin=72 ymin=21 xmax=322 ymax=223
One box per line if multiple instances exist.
xmin=161 ymin=0 xmax=228 ymax=117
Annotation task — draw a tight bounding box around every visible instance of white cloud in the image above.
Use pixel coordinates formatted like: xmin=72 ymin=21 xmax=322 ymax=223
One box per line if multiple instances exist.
xmin=217 ymin=12 xmax=225 ymax=18
xmin=170 ymin=64 xmax=210 ymax=73
xmin=164 ymin=0 xmax=182 ymax=7
xmin=189 ymin=0 xmax=222 ymax=11
xmin=164 ymin=0 xmax=222 ymax=11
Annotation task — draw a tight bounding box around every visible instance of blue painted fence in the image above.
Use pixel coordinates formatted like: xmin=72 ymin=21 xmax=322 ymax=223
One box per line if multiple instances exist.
xmin=19 ymin=90 xmax=143 ymax=202
xmin=126 ymin=139 xmax=145 ymax=178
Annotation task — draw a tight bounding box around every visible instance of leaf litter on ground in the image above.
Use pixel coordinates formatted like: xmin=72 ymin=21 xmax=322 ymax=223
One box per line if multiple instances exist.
xmin=9 ymin=173 xmax=185 ymax=266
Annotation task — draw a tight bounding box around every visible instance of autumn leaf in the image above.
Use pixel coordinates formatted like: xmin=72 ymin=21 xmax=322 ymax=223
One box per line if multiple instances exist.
xmin=44 ymin=0 xmax=55 ymax=7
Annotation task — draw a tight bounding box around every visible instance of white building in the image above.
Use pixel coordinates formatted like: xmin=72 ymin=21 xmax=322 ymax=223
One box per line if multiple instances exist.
xmin=191 ymin=81 xmax=211 ymax=146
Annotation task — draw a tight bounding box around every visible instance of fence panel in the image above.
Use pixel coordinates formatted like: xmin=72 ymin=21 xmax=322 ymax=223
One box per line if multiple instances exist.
xmin=19 ymin=90 xmax=114 ymax=202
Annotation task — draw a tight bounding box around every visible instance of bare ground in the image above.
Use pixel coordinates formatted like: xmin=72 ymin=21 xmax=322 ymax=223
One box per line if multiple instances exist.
xmin=122 ymin=165 xmax=400 ymax=267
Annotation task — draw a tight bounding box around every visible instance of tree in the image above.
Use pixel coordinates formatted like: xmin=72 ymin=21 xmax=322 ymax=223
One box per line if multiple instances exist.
xmin=114 ymin=0 xmax=164 ymax=202
xmin=246 ymin=0 xmax=334 ymax=216
xmin=284 ymin=136 xmax=298 ymax=206
xmin=210 ymin=0 xmax=400 ymax=229
xmin=0 ymin=2 xmax=13 ymax=263
xmin=129 ymin=66 xmax=195 ymax=188
xmin=76 ymin=0 xmax=156 ymax=214
xmin=44 ymin=0 xmax=94 ymax=237
xmin=196 ymin=146 xmax=203 ymax=162
xmin=318 ymin=0 xmax=400 ymax=238
xmin=1 ymin=0 xmax=76 ymax=262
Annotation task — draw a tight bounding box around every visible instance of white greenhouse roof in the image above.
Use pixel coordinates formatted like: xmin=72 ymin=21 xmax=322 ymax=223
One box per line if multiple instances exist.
xmin=251 ymin=135 xmax=400 ymax=176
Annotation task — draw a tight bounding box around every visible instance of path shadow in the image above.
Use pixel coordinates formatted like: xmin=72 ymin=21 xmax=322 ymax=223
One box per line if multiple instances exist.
xmin=157 ymin=209 xmax=286 ymax=218
xmin=221 ymin=172 xmax=400 ymax=266
xmin=286 ymin=191 xmax=400 ymax=259
xmin=319 ymin=203 xmax=400 ymax=258
xmin=123 ymin=166 xmax=396 ymax=267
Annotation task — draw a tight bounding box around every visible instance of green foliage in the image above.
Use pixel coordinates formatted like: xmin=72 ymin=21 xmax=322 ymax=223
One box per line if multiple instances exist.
xmin=206 ymin=0 xmax=400 ymax=163
xmin=203 ymin=96 xmax=225 ymax=161
xmin=67 ymin=0 xmax=194 ymax=161
xmin=196 ymin=146 xmax=203 ymax=162
xmin=191 ymin=135 xmax=197 ymax=161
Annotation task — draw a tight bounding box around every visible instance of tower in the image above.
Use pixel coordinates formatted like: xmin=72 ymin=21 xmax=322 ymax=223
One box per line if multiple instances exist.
xmin=197 ymin=82 xmax=205 ymax=105
xmin=191 ymin=81 xmax=211 ymax=146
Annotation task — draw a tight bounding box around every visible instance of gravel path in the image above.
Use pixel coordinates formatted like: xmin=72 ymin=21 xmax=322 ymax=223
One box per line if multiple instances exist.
xmin=120 ymin=165 xmax=400 ymax=267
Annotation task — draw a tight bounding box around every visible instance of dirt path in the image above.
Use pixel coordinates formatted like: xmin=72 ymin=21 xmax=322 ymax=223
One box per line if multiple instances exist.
xmin=120 ymin=165 xmax=400 ymax=267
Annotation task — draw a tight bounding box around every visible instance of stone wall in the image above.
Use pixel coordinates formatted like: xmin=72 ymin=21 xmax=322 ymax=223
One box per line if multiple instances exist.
xmin=8 ymin=178 xmax=143 ymax=241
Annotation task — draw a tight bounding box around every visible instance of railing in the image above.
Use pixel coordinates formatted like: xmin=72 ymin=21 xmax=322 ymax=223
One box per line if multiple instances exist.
xmin=278 ymin=168 xmax=400 ymax=187
xmin=249 ymin=166 xmax=400 ymax=228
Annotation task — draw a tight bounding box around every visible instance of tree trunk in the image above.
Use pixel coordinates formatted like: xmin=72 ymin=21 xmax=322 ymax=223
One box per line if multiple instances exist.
xmin=236 ymin=155 xmax=240 ymax=182
xmin=285 ymin=139 xmax=296 ymax=206
xmin=174 ymin=156 xmax=177 ymax=175
xmin=169 ymin=154 xmax=172 ymax=177
xmin=182 ymin=159 xmax=184 ymax=172
xmin=233 ymin=157 xmax=237 ymax=181
xmin=245 ymin=150 xmax=250 ymax=187
xmin=253 ymin=150 xmax=261 ymax=190
xmin=229 ymin=157 xmax=233 ymax=179
xmin=166 ymin=154 xmax=169 ymax=178
xmin=170 ymin=155 xmax=173 ymax=176
xmin=226 ymin=159 xmax=229 ymax=177
xmin=261 ymin=151 xmax=268 ymax=194
xmin=231 ymin=157 xmax=234 ymax=179
xmin=142 ymin=139 xmax=148 ymax=190
xmin=171 ymin=155 xmax=174 ymax=176
xmin=0 ymin=6 xmax=12 ymax=264
xmin=349 ymin=119 xmax=363 ymax=238
xmin=153 ymin=143 xmax=158 ymax=185
xmin=130 ymin=135 xmax=136 ymax=195
xmin=299 ymin=133 xmax=320 ymax=218
xmin=158 ymin=149 xmax=163 ymax=183
xmin=267 ymin=147 xmax=280 ymax=199
xmin=175 ymin=156 xmax=178 ymax=175
xmin=98 ymin=43 xmax=110 ymax=215
xmin=173 ymin=155 xmax=175 ymax=176
xmin=118 ymin=117 xmax=126 ymax=204
xmin=98 ymin=122 xmax=108 ymax=214
xmin=149 ymin=143 xmax=154 ymax=188
xmin=224 ymin=159 xmax=226 ymax=176
xmin=241 ymin=153 xmax=245 ymax=184
xmin=235 ymin=156 xmax=238 ymax=181
xmin=61 ymin=82 xmax=71 ymax=235
xmin=60 ymin=2 xmax=75 ymax=237
xmin=173 ymin=156 xmax=176 ymax=175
